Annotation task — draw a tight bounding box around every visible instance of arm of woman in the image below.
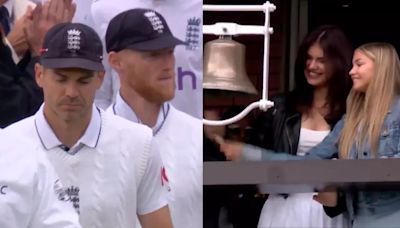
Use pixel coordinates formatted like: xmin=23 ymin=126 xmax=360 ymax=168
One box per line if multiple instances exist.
xmin=220 ymin=116 xmax=345 ymax=161
xmin=312 ymin=189 xmax=347 ymax=218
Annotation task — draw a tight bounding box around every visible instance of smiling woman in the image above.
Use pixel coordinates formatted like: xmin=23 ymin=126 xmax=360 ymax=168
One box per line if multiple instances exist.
xmin=217 ymin=24 xmax=353 ymax=228
xmin=304 ymin=43 xmax=331 ymax=89
xmin=349 ymin=49 xmax=375 ymax=93
xmin=219 ymin=42 xmax=400 ymax=228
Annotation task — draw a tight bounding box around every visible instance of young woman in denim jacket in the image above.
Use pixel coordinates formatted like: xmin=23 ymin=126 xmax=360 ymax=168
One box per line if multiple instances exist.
xmin=244 ymin=25 xmax=352 ymax=228
xmin=219 ymin=42 xmax=400 ymax=228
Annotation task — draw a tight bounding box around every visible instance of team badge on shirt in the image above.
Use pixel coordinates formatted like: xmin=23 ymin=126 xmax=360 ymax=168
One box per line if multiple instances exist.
xmin=66 ymin=186 xmax=80 ymax=214
xmin=186 ymin=17 xmax=201 ymax=50
xmin=53 ymin=180 xmax=80 ymax=213
xmin=54 ymin=179 xmax=69 ymax=201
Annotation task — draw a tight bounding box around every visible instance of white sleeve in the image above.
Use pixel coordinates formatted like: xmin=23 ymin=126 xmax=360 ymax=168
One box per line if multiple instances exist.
xmin=72 ymin=0 xmax=96 ymax=28
xmin=137 ymin=141 xmax=168 ymax=215
xmin=29 ymin=151 xmax=81 ymax=228
xmin=91 ymin=0 xmax=120 ymax=110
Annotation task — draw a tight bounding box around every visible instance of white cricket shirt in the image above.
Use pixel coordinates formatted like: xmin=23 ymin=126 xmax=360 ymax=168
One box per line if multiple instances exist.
xmin=0 ymin=130 xmax=81 ymax=228
xmin=109 ymin=94 xmax=203 ymax=228
xmin=4 ymin=104 xmax=168 ymax=228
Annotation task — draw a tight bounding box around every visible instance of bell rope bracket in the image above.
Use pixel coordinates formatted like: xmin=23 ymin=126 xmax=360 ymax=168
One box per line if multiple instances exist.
xmin=203 ymin=1 xmax=276 ymax=126
xmin=203 ymin=100 xmax=274 ymax=126
xmin=203 ymin=23 xmax=271 ymax=36
xmin=203 ymin=3 xmax=276 ymax=12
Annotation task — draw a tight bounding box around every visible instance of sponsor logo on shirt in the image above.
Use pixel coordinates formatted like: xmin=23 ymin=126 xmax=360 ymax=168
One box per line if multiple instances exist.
xmin=161 ymin=166 xmax=171 ymax=192
xmin=0 ymin=185 xmax=7 ymax=195
xmin=177 ymin=67 xmax=197 ymax=90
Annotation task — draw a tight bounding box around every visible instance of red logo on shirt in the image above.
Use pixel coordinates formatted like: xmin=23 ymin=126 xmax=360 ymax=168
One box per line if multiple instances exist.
xmin=161 ymin=166 xmax=171 ymax=192
xmin=161 ymin=166 xmax=169 ymax=185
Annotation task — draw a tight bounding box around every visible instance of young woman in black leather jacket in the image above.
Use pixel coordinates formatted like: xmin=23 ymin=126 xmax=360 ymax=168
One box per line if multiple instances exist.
xmin=245 ymin=24 xmax=353 ymax=227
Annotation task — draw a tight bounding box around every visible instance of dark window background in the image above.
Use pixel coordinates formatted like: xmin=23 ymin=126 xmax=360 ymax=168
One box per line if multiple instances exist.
xmin=203 ymin=0 xmax=398 ymax=109
xmin=309 ymin=0 xmax=400 ymax=50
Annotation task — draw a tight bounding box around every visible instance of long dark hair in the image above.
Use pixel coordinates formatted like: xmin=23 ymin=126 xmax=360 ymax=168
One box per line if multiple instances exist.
xmin=290 ymin=25 xmax=353 ymax=124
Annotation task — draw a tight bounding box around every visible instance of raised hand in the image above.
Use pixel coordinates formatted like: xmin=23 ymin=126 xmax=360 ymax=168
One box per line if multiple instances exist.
xmin=7 ymin=8 xmax=32 ymax=56
xmin=24 ymin=0 xmax=77 ymax=57
xmin=312 ymin=187 xmax=338 ymax=207
xmin=214 ymin=135 xmax=244 ymax=161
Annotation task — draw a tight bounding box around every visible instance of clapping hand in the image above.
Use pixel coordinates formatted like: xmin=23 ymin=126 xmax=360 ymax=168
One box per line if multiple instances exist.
xmin=24 ymin=0 xmax=76 ymax=57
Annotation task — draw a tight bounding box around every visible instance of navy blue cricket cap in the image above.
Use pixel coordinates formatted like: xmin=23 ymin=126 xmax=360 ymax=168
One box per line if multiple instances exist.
xmin=105 ymin=8 xmax=185 ymax=52
xmin=40 ymin=22 xmax=104 ymax=71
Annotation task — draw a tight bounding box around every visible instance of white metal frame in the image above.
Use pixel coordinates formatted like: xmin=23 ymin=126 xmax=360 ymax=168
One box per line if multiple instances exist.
xmin=203 ymin=1 xmax=276 ymax=126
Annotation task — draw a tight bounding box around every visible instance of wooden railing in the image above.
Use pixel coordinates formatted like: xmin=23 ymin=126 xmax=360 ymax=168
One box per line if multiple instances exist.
xmin=204 ymin=159 xmax=400 ymax=193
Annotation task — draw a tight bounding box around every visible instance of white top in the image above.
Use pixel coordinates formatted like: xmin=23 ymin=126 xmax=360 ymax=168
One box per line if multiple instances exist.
xmin=257 ymin=128 xmax=347 ymax=228
xmin=0 ymin=130 xmax=81 ymax=228
xmin=91 ymin=0 xmax=203 ymax=118
xmin=297 ymin=128 xmax=330 ymax=156
xmin=4 ymin=105 xmax=168 ymax=228
xmin=109 ymin=97 xmax=203 ymax=228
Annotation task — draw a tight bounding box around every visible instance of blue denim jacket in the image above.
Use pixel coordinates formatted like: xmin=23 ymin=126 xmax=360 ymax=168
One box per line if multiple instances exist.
xmin=242 ymin=98 xmax=400 ymax=221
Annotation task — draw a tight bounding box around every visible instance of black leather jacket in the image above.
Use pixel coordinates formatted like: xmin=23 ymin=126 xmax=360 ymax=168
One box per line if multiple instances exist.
xmin=248 ymin=94 xmax=345 ymax=212
xmin=248 ymin=94 xmax=340 ymax=158
xmin=0 ymin=32 xmax=43 ymax=128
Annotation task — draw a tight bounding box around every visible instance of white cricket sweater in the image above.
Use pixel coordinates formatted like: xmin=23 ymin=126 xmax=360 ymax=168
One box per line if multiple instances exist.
xmin=154 ymin=106 xmax=203 ymax=228
xmin=4 ymin=110 xmax=167 ymax=228
xmin=109 ymin=101 xmax=203 ymax=228
xmin=0 ymin=130 xmax=81 ymax=228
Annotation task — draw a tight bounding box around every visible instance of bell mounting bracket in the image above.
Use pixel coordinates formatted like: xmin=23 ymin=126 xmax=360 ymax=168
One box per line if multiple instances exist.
xmin=203 ymin=23 xmax=273 ymax=36
xmin=203 ymin=1 xmax=277 ymax=126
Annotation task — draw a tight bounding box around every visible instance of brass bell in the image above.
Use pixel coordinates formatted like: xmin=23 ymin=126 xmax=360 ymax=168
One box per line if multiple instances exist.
xmin=203 ymin=38 xmax=258 ymax=95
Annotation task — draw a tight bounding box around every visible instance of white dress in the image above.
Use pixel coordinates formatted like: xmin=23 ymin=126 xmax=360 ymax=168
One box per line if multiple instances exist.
xmin=257 ymin=128 xmax=348 ymax=228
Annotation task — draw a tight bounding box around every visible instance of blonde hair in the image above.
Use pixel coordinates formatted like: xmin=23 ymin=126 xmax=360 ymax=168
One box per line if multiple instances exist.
xmin=339 ymin=43 xmax=400 ymax=158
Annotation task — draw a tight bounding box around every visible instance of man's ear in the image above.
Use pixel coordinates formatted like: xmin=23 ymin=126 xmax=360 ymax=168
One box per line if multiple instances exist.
xmin=108 ymin=51 xmax=122 ymax=71
xmin=34 ymin=63 xmax=44 ymax=88
xmin=95 ymin=71 xmax=106 ymax=89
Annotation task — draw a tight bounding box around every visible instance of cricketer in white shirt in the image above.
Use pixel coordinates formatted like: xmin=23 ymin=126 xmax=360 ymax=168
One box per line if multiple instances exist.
xmin=90 ymin=0 xmax=202 ymax=118
xmin=104 ymin=8 xmax=202 ymax=228
xmin=109 ymin=95 xmax=203 ymax=228
xmin=4 ymin=105 xmax=169 ymax=228
xmin=3 ymin=22 xmax=172 ymax=228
